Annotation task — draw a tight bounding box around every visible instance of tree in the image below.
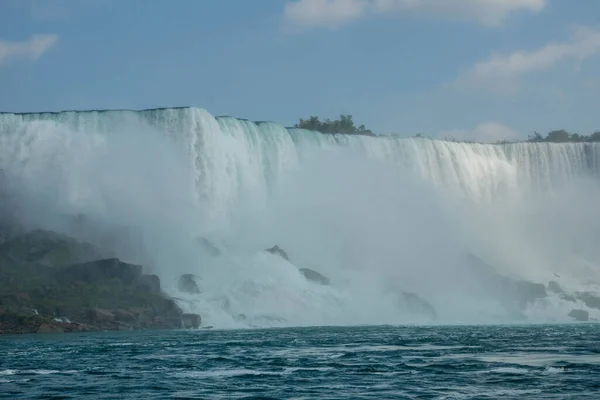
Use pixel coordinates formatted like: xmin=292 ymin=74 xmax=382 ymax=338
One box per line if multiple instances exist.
xmin=295 ymin=114 xmax=374 ymax=136
xmin=546 ymin=129 xmax=571 ymax=142
xmin=528 ymin=132 xmax=544 ymax=142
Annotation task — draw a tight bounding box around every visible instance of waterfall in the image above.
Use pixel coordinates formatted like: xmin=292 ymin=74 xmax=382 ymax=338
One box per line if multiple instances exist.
xmin=1 ymin=107 xmax=599 ymax=327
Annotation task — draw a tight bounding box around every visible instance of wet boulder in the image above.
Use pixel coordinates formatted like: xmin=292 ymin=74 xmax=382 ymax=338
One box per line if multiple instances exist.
xmin=135 ymin=274 xmax=161 ymax=294
xmin=182 ymin=313 xmax=202 ymax=329
xmin=0 ymin=229 xmax=104 ymax=267
xmin=197 ymin=237 xmax=221 ymax=256
xmin=37 ymin=324 xmax=64 ymax=334
xmin=178 ymin=274 xmax=201 ymax=294
xmin=384 ymin=286 xmax=437 ymax=321
xmin=87 ymin=308 xmax=115 ymax=323
xmin=463 ymin=253 xmax=547 ymax=310
xmin=56 ymin=258 xmax=142 ymax=286
xmin=113 ymin=309 xmax=136 ymax=322
xmin=402 ymin=292 xmax=438 ymax=321
xmin=513 ymin=280 xmax=547 ymax=308
xmin=265 ymin=245 xmax=289 ymax=261
xmin=299 ymin=268 xmax=330 ymax=285
xmin=548 ymin=281 xmax=562 ymax=293
xmin=576 ymin=293 xmax=600 ymax=310
xmin=568 ymin=309 xmax=589 ymax=322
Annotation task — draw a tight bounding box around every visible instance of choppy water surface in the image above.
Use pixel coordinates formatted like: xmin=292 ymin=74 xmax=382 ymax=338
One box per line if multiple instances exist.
xmin=1 ymin=325 xmax=599 ymax=399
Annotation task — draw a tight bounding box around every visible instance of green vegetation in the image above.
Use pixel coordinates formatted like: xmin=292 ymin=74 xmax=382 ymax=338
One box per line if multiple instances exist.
xmin=0 ymin=229 xmax=184 ymax=334
xmin=295 ymin=114 xmax=375 ymax=136
xmin=294 ymin=116 xmax=599 ymax=144
xmin=412 ymin=130 xmax=600 ymax=145
xmin=526 ymin=130 xmax=600 ymax=143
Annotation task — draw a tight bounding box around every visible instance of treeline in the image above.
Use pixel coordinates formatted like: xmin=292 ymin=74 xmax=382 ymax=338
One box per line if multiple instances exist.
xmin=421 ymin=129 xmax=600 ymax=144
xmin=526 ymin=130 xmax=600 ymax=143
xmin=294 ymin=115 xmax=600 ymax=144
xmin=295 ymin=115 xmax=375 ymax=136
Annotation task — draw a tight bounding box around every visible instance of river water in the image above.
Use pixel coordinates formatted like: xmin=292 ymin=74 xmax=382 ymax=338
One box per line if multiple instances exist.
xmin=1 ymin=324 xmax=599 ymax=399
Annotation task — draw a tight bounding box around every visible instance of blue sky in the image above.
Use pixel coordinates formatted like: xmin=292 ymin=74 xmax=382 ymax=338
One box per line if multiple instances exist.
xmin=1 ymin=0 xmax=599 ymax=141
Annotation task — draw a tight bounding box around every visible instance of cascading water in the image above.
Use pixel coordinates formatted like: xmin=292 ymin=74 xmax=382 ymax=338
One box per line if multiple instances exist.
xmin=1 ymin=107 xmax=599 ymax=327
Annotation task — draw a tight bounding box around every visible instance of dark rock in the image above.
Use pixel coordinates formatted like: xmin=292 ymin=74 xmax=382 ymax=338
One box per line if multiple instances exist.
xmin=0 ymin=311 xmax=41 ymax=334
xmin=465 ymin=253 xmax=497 ymax=276
xmin=0 ymin=229 xmax=103 ymax=267
xmin=560 ymin=294 xmax=577 ymax=302
xmin=382 ymin=285 xmax=438 ymax=321
xmin=0 ymin=227 xmax=187 ymax=334
xmin=56 ymin=258 xmax=142 ymax=286
xmin=548 ymin=281 xmax=562 ymax=293
xmin=16 ymin=292 xmax=30 ymax=302
xmin=178 ymin=274 xmax=201 ymax=294
xmin=134 ymin=309 xmax=154 ymax=328
xmin=299 ymin=268 xmax=330 ymax=285
xmin=87 ymin=308 xmax=115 ymax=323
xmin=113 ymin=309 xmax=136 ymax=322
xmin=568 ymin=309 xmax=589 ymax=322
xmin=197 ymin=237 xmax=221 ymax=256
xmin=513 ymin=280 xmax=547 ymax=307
xmin=182 ymin=313 xmax=202 ymax=329
xmin=265 ymin=245 xmax=289 ymax=261
xmin=576 ymin=293 xmax=600 ymax=310
xmin=37 ymin=324 xmax=64 ymax=334
xmin=402 ymin=292 xmax=438 ymax=321
xmin=136 ymin=274 xmax=161 ymax=294
xmin=464 ymin=253 xmax=547 ymax=311
xmin=77 ymin=323 xmax=98 ymax=332
xmin=117 ymin=322 xmax=133 ymax=331
xmin=150 ymin=299 xmax=183 ymax=329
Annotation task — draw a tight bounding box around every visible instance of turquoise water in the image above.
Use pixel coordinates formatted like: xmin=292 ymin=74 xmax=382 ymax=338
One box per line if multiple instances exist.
xmin=1 ymin=325 xmax=599 ymax=399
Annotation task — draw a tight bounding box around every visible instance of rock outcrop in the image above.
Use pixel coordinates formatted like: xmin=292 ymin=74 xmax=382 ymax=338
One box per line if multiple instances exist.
xmin=464 ymin=253 xmax=547 ymax=312
xmin=576 ymin=293 xmax=600 ymax=310
xmin=384 ymin=287 xmax=438 ymax=321
xmin=568 ymin=309 xmax=589 ymax=322
xmin=1 ymin=229 xmax=105 ymax=267
xmin=402 ymin=292 xmax=438 ymax=321
xmin=87 ymin=308 xmax=115 ymax=323
xmin=0 ymin=229 xmax=200 ymax=334
xmin=37 ymin=324 xmax=65 ymax=334
xmin=299 ymin=268 xmax=330 ymax=285
xmin=548 ymin=281 xmax=562 ymax=293
xmin=265 ymin=245 xmax=289 ymax=261
xmin=56 ymin=258 xmax=142 ymax=286
xmin=265 ymin=245 xmax=330 ymax=285
xmin=197 ymin=237 xmax=221 ymax=257
xmin=136 ymin=274 xmax=161 ymax=294
xmin=178 ymin=274 xmax=201 ymax=294
xmin=182 ymin=313 xmax=201 ymax=329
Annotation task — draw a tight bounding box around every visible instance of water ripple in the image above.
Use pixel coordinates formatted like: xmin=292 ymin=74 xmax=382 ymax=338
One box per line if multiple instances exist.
xmin=1 ymin=325 xmax=599 ymax=399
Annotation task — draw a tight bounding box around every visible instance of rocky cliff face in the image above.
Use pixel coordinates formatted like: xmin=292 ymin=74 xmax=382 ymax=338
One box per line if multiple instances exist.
xmin=0 ymin=228 xmax=200 ymax=334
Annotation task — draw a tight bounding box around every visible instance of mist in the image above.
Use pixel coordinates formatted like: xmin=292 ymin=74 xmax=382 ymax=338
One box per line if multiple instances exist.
xmin=1 ymin=108 xmax=599 ymax=327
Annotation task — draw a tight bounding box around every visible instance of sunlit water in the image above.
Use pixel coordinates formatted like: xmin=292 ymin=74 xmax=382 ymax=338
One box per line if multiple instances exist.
xmin=1 ymin=325 xmax=599 ymax=399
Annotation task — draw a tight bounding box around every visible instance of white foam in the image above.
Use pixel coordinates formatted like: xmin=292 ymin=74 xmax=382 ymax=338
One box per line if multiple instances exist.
xmin=174 ymin=368 xmax=281 ymax=379
xmin=24 ymin=369 xmax=79 ymax=375
xmin=0 ymin=370 xmax=16 ymax=376
xmin=1 ymin=108 xmax=599 ymax=328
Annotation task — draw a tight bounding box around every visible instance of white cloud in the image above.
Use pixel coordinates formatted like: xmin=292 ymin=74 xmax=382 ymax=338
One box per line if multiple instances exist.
xmin=455 ymin=26 xmax=600 ymax=93
xmin=373 ymin=0 xmax=545 ymax=27
xmin=283 ymin=0 xmax=545 ymax=30
xmin=0 ymin=34 xmax=58 ymax=66
xmin=283 ymin=0 xmax=370 ymax=30
xmin=440 ymin=122 xmax=519 ymax=143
